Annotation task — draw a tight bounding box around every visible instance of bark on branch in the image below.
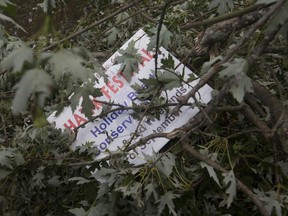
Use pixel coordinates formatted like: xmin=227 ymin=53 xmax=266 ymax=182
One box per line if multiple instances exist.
xmin=182 ymin=142 xmax=270 ymax=216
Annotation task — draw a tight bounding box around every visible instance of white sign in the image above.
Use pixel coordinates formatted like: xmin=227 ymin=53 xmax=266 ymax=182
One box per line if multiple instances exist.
xmin=48 ymin=29 xmax=213 ymax=165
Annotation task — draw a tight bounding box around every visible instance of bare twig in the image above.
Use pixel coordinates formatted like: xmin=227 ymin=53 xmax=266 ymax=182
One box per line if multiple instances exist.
xmin=241 ymin=103 xmax=272 ymax=139
xmin=154 ymin=0 xmax=173 ymax=81
xmin=248 ymin=16 xmax=287 ymax=65
xmin=147 ymin=0 xmax=186 ymax=10
xmin=141 ymin=12 xmax=158 ymax=23
xmin=73 ymin=99 xmax=196 ymax=133
xmin=69 ymin=81 xmax=230 ymax=167
xmin=244 ymin=94 xmax=267 ymax=118
xmin=225 ymin=129 xmax=269 ymax=139
xmin=264 ymin=46 xmax=288 ymax=54
xmin=180 ymin=3 xmax=271 ymax=30
xmin=172 ymin=0 xmax=286 ymax=114
xmin=214 ymin=104 xmax=245 ymax=112
xmin=68 ymin=131 xmax=178 ymax=167
xmin=123 ymin=87 xmax=161 ymax=150
xmin=252 ymin=80 xmax=288 ymax=153
xmin=42 ymin=0 xmax=144 ymax=52
xmin=182 ymin=142 xmax=270 ymax=216
xmin=0 ymin=114 xmax=8 ymax=142
xmin=91 ymin=52 xmax=109 ymax=58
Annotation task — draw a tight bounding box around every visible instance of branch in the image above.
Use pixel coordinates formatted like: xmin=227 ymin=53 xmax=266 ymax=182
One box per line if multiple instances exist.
xmin=214 ymin=104 xmax=245 ymax=112
xmin=91 ymin=52 xmax=109 ymax=58
xmin=135 ymin=8 xmax=157 ymax=23
xmin=195 ymin=8 xmax=268 ymax=50
xmin=240 ymin=103 xmax=272 ymax=139
xmin=124 ymin=88 xmax=161 ymax=150
xmin=264 ymin=46 xmax=288 ymax=54
xmin=73 ymin=99 xmax=197 ymax=133
xmin=0 ymin=193 xmax=30 ymax=202
xmin=182 ymin=142 xmax=270 ymax=216
xmin=154 ymin=0 xmax=173 ymax=81
xmin=180 ymin=3 xmax=271 ymax=30
xmin=147 ymin=0 xmax=186 ymax=10
xmin=69 ymin=81 xmax=230 ymax=167
xmin=244 ymin=93 xmax=267 ymax=118
xmin=172 ymin=0 xmax=286 ymax=114
xmin=248 ymin=17 xmax=288 ymax=65
xmin=251 ymin=81 xmax=288 ymax=153
xmin=68 ymin=131 xmax=179 ymax=167
xmin=41 ymin=0 xmax=144 ymax=52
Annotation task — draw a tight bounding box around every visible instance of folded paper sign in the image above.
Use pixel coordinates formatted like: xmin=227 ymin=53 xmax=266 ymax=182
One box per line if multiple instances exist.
xmin=48 ymin=29 xmax=213 ymax=165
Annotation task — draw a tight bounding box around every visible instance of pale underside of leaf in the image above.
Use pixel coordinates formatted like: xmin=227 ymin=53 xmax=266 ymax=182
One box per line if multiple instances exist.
xmin=0 ymin=45 xmax=33 ymax=73
xmin=12 ymin=69 xmax=53 ymax=114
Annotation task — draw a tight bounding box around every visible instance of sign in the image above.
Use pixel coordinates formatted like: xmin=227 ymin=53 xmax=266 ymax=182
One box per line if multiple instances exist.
xmin=48 ymin=29 xmax=213 ymax=165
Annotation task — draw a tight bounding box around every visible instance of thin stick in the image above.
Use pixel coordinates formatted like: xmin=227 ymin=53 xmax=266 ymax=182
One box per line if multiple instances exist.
xmin=42 ymin=0 xmax=144 ymax=52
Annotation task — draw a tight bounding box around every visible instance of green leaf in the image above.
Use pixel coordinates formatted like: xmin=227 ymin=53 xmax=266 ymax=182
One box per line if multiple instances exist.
xmin=0 ymin=45 xmax=33 ymax=73
xmin=219 ymin=58 xmax=248 ymax=79
xmin=208 ymin=0 xmax=234 ymax=14
xmin=70 ymin=83 xmax=102 ymax=119
xmin=48 ymin=49 xmax=94 ymax=87
xmin=138 ymin=77 xmax=159 ymax=87
xmin=115 ymin=40 xmax=142 ymax=81
xmin=92 ymin=168 xmax=118 ymax=181
xmin=144 ymin=183 xmax=159 ymax=201
xmin=33 ymin=106 xmax=49 ymax=127
xmin=229 ymin=74 xmax=253 ymax=103
xmin=14 ymin=152 xmax=25 ymax=165
xmin=116 ymin=11 xmax=131 ymax=25
xmin=201 ymin=56 xmax=222 ymax=75
xmin=68 ymin=207 xmax=86 ymax=216
xmin=139 ymin=70 xmax=181 ymax=92
xmin=265 ymin=191 xmax=283 ymax=216
xmin=31 ymin=172 xmax=45 ymax=188
xmin=222 ymin=170 xmax=237 ymax=208
xmin=12 ymin=69 xmax=53 ymax=115
xmin=158 ymin=71 xmax=181 ymax=90
xmin=0 ymin=169 xmax=12 ymax=181
xmin=0 ymin=147 xmax=15 ymax=169
xmin=106 ymin=27 xmax=119 ymax=45
xmin=75 ymin=142 xmax=99 ymax=156
xmin=219 ymin=58 xmax=253 ymax=103
xmin=96 ymin=183 xmax=109 ymax=200
xmin=254 ymin=189 xmax=284 ymax=216
xmin=157 ymin=191 xmax=180 ymax=216
xmin=200 ymin=162 xmax=221 ymax=187
xmin=131 ymin=82 xmax=158 ymax=100
xmin=0 ymin=13 xmax=26 ymax=32
xmin=116 ymin=182 xmax=143 ymax=207
xmin=155 ymin=152 xmax=176 ymax=177
xmin=47 ymin=175 xmax=60 ymax=186
xmin=88 ymin=203 xmax=110 ymax=216
xmin=187 ymin=72 xmax=196 ymax=83
xmin=0 ymin=0 xmax=13 ymax=7
xmin=161 ymin=54 xmax=175 ymax=69
xmin=277 ymin=160 xmax=288 ymax=176
xmin=69 ymin=177 xmax=91 ymax=185
xmin=147 ymin=25 xmax=173 ymax=51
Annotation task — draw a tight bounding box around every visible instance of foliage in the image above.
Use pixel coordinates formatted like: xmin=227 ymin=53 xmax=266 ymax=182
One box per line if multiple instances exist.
xmin=208 ymin=0 xmax=234 ymax=15
xmin=115 ymin=40 xmax=142 ymax=81
xmin=0 ymin=0 xmax=288 ymax=216
xmin=219 ymin=57 xmax=253 ymax=103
